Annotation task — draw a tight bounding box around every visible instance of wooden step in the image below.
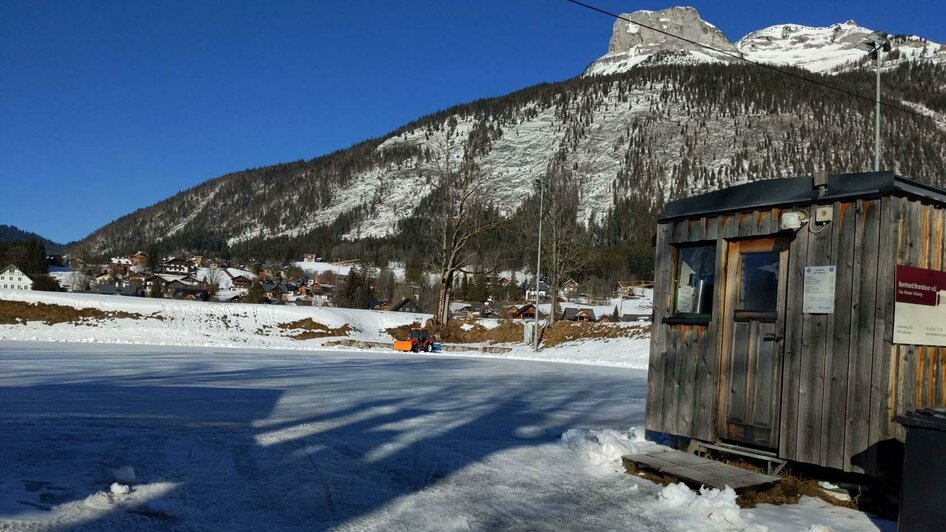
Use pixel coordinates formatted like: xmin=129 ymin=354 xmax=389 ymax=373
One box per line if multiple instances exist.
xmin=622 ymin=449 xmax=780 ymax=492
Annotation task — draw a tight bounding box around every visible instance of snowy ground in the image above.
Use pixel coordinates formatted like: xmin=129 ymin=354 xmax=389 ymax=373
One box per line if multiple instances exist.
xmin=0 ymin=290 xmax=652 ymax=369
xmin=538 ymin=290 xmax=654 ymax=320
xmin=0 ymin=342 xmax=890 ymax=531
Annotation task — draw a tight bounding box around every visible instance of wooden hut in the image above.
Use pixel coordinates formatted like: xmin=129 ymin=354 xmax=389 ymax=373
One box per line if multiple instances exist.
xmin=646 ymin=171 xmax=946 ymax=477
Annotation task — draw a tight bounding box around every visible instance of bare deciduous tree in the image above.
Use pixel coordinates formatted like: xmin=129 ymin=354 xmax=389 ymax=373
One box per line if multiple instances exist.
xmin=537 ymin=159 xmax=593 ymax=324
xmin=428 ymin=131 xmax=503 ymax=326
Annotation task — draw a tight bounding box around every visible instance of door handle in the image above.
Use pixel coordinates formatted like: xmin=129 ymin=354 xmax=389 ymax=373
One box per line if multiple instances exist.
xmin=762 ymin=334 xmax=782 ymax=342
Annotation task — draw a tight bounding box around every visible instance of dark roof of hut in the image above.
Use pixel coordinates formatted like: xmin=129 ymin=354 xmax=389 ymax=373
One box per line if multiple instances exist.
xmin=661 ymin=172 xmax=946 ymax=222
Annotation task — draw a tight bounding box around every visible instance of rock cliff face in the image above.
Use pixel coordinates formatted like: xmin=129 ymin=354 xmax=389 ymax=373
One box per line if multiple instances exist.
xmin=607 ymin=7 xmax=736 ymax=56
xmin=587 ymin=7 xmax=737 ymax=75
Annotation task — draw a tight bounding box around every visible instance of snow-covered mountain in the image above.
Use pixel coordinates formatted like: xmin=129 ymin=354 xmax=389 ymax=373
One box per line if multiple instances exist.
xmin=77 ymin=7 xmax=946 ymax=258
xmin=584 ymin=6 xmax=945 ymax=76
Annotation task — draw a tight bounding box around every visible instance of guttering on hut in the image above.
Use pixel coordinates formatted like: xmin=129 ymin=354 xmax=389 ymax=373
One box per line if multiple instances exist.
xmin=646 ymin=171 xmax=946 ymax=476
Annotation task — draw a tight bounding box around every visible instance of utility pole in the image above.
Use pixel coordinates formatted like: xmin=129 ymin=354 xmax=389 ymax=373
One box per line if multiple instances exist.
xmin=874 ymin=48 xmax=881 ymax=172
xmin=857 ymin=32 xmax=890 ymax=172
xmin=534 ymin=177 xmax=545 ymax=352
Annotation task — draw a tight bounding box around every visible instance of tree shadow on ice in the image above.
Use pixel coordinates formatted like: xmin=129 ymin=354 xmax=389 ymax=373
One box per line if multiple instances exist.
xmin=0 ymin=357 xmax=645 ymax=530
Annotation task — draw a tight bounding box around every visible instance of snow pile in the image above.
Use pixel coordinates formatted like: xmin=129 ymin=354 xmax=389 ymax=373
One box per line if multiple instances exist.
xmin=109 ymin=482 xmax=131 ymax=496
xmin=561 ymin=426 xmax=656 ymax=466
xmin=657 ymin=483 xmax=747 ymax=529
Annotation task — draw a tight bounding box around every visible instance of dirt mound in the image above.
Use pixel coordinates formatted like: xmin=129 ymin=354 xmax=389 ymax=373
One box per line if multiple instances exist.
xmin=439 ymin=319 xmax=524 ymax=344
xmin=738 ymin=473 xmax=856 ymax=509
xmin=542 ymin=321 xmax=649 ymax=347
xmin=276 ymin=318 xmax=352 ymax=340
xmin=385 ymin=322 xmax=424 ymax=341
xmin=0 ymin=298 xmax=150 ymax=326
xmin=387 ymin=319 xmax=523 ymax=344
xmin=388 ymin=319 xmax=648 ymax=346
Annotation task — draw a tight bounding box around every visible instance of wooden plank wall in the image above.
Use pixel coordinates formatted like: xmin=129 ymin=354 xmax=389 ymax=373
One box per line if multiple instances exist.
xmin=646 ymin=208 xmax=782 ymax=442
xmin=887 ymin=198 xmax=946 ymax=447
xmin=647 ymin=196 xmax=946 ymax=476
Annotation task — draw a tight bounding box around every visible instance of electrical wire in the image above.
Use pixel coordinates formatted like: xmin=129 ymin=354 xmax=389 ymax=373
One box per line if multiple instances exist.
xmin=564 ymin=0 xmax=946 ymax=128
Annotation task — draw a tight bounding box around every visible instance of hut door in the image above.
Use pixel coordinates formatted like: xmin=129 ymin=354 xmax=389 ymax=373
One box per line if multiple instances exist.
xmin=720 ymin=238 xmax=789 ymax=449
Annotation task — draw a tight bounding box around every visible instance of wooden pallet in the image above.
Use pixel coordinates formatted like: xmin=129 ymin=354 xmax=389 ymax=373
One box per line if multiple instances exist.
xmin=622 ymin=449 xmax=780 ymax=492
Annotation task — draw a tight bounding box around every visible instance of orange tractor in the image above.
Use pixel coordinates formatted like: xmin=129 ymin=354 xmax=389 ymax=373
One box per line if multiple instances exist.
xmin=393 ymin=327 xmax=435 ymax=353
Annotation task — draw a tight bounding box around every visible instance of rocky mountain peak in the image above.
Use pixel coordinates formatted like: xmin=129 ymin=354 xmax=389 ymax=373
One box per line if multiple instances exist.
xmin=585 ymin=6 xmax=738 ymax=76
xmin=607 ymin=6 xmax=736 ymax=55
xmin=585 ymin=7 xmax=945 ymax=76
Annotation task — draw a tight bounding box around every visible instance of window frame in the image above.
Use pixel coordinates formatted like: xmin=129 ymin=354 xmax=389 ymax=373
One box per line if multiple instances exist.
xmin=671 ymin=241 xmax=717 ymax=321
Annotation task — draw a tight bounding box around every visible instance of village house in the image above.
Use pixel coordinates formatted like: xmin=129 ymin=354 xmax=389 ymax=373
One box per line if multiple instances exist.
xmin=0 ymin=265 xmax=34 ymax=290
xmin=511 ymin=303 xmax=544 ymax=320
xmin=390 ymin=298 xmax=423 ymax=313
xmin=227 ymin=271 xmax=255 ymax=293
xmin=108 ymin=257 xmax=133 ymax=277
xmin=157 ymin=257 xmax=193 ymax=275
xmin=562 ymin=307 xmax=597 ymax=322
xmin=128 ymin=251 xmax=149 ymax=267
xmin=524 ymin=281 xmax=549 ymax=302
xmin=144 ymin=273 xmax=201 ymax=296
xmin=561 ymin=279 xmax=581 ymax=299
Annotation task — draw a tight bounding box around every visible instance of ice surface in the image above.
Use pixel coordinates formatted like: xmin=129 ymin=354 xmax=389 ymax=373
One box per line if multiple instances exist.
xmin=0 ymin=342 xmax=891 ymax=531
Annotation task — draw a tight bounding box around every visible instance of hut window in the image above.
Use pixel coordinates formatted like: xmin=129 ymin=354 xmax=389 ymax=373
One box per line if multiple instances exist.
xmin=737 ymin=251 xmax=779 ymax=311
xmin=673 ymin=244 xmax=716 ymax=317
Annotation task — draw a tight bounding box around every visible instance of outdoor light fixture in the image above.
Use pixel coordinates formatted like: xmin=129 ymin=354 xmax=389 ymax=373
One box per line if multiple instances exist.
xmin=857 ymin=32 xmax=891 ymax=172
xmin=779 ymin=211 xmax=809 ymax=231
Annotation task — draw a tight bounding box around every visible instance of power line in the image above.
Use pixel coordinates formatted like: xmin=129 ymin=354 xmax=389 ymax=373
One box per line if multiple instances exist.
xmin=564 ymin=0 xmax=946 ymax=128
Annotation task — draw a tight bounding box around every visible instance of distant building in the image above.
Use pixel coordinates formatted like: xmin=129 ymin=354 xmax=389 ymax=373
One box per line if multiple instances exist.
xmin=511 ymin=303 xmax=544 ymax=320
xmin=1 ymin=265 xmax=33 ymax=290
xmin=525 ymin=281 xmax=549 ymax=302
xmin=390 ymin=298 xmax=423 ymax=313
xmin=562 ymin=307 xmax=596 ymax=322
xmin=157 ymin=257 xmax=192 ymax=275
xmin=108 ymin=257 xmax=133 ymax=276
xmin=128 ymin=251 xmax=149 ymax=267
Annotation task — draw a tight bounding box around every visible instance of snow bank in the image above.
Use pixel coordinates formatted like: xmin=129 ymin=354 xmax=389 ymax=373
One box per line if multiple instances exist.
xmin=538 ymin=289 xmax=654 ymax=319
xmin=429 ymin=336 xmax=652 ymax=369
xmin=0 ymin=289 xmax=425 ymax=351
xmin=561 ymin=426 xmax=656 ymax=466
xmin=657 ymin=483 xmax=746 ymax=529
xmin=560 ymin=424 xmax=888 ymax=532
xmin=0 ymin=289 xmax=654 ymax=368
xmin=561 ymin=428 xmax=749 ymax=528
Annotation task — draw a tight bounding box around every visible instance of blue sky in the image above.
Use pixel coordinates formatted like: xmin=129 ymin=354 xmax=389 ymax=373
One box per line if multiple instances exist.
xmin=2 ymin=1 xmax=944 ymax=243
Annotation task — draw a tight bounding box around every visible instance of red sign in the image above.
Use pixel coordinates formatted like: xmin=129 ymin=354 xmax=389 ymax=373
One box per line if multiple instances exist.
xmin=895 ymin=265 xmax=945 ymax=307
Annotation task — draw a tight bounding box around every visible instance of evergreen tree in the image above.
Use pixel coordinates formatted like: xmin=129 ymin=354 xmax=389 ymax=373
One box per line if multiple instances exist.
xmin=245 ymin=281 xmax=266 ymax=304
xmin=335 ymin=266 xmax=375 ymax=309
xmin=149 ymin=281 xmax=163 ymax=298
xmin=31 ymin=274 xmax=61 ymax=292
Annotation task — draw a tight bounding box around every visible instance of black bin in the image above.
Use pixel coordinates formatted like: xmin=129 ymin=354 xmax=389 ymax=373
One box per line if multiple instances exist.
xmin=896 ymin=408 xmax=946 ymax=532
